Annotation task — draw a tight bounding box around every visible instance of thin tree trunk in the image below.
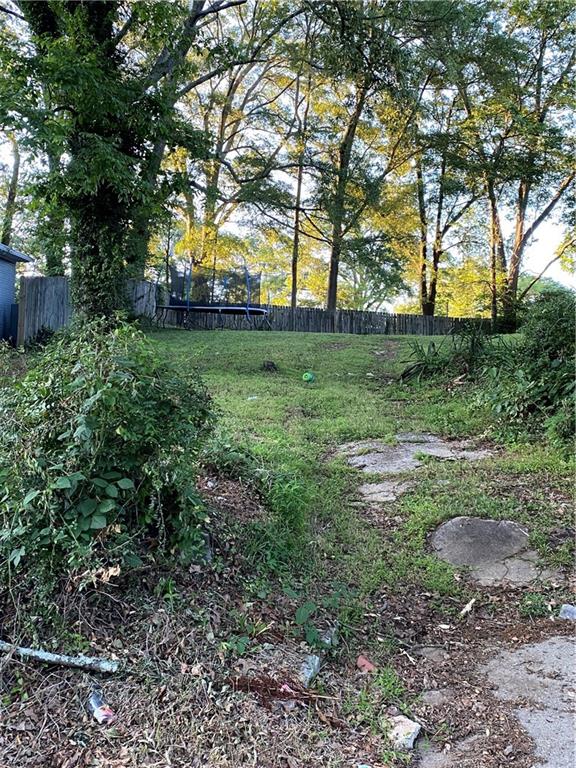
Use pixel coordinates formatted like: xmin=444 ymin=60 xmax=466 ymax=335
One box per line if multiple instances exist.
xmin=1 ymin=134 xmax=20 ymax=246
xmin=326 ymin=86 xmax=367 ymax=312
xmin=502 ymin=178 xmax=530 ymax=323
xmin=290 ymin=70 xmax=312 ymax=310
xmin=291 ymin=164 xmax=303 ymax=310
xmin=424 ymin=148 xmax=448 ymax=318
xmin=486 ymin=179 xmax=507 ymax=326
xmin=416 ymin=156 xmax=429 ymax=314
xmin=425 ymin=245 xmax=443 ymax=317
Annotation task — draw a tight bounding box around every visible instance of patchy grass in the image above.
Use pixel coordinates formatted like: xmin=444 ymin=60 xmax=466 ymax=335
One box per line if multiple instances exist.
xmin=152 ymin=329 xmax=572 ymax=604
xmin=1 ymin=327 xmax=572 ymax=768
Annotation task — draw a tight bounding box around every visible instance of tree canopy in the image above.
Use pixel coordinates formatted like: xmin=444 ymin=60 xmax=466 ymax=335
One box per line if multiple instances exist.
xmin=0 ymin=0 xmax=574 ymax=321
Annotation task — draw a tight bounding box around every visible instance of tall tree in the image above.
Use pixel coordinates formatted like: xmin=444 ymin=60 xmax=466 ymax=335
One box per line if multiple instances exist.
xmin=454 ymin=0 xmax=576 ymax=324
xmin=179 ymin=2 xmax=303 ymax=273
xmin=0 ymin=0 xmax=248 ymax=316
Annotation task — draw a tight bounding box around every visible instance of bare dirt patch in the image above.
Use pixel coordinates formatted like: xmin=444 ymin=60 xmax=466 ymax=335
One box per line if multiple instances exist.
xmin=372 ymin=341 xmax=402 ymax=360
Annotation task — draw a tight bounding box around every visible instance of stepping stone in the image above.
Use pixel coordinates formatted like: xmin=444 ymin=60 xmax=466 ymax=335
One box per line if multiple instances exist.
xmin=430 ymin=516 xmax=560 ymax=586
xmin=397 ymin=432 xmax=443 ymax=444
xmin=358 ymin=480 xmax=414 ymax=502
xmin=347 ymin=443 xmax=422 ymax=474
xmin=337 ymin=435 xmax=492 ymax=477
xmin=480 ymin=636 xmax=576 ymax=768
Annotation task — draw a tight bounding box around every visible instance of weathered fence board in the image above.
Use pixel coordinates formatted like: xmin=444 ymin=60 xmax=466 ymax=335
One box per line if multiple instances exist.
xmin=17 ymin=276 xmax=71 ymax=346
xmin=161 ymin=305 xmax=482 ymax=336
xmin=125 ymin=279 xmax=157 ymax=318
xmin=17 ymin=277 xmax=157 ymax=345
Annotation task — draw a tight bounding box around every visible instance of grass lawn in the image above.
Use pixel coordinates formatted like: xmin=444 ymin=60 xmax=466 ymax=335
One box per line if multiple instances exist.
xmin=142 ymin=329 xmax=573 ymax=767
xmin=154 ymin=337 xmax=570 ymax=657
xmin=152 ymin=328 xmax=573 ymax=599
xmin=2 ymin=328 xmax=572 ymax=768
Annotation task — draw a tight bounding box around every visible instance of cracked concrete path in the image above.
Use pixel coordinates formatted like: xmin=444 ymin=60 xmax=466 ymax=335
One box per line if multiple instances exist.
xmin=481 ymin=636 xmax=576 ymax=768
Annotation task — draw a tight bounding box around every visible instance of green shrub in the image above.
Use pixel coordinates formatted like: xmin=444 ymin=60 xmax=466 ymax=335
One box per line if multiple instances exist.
xmin=400 ymin=324 xmax=510 ymax=383
xmin=0 ymin=319 xmax=213 ymax=589
xmin=480 ymin=291 xmax=575 ymax=443
xmin=521 ymin=289 xmax=575 ymax=363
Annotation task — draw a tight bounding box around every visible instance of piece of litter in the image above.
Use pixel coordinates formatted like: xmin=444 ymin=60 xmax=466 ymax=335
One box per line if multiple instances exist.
xmin=87 ymin=689 xmax=116 ymax=725
xmin=356 ymin=654 xmax=376 ymax=673
xmin=246 ymin=396 xmax=258 ymax=401
xmin=299 ymin=654 xmax=321 ymax=687
xmin=459 ymin=597 xmax=476 ymax=617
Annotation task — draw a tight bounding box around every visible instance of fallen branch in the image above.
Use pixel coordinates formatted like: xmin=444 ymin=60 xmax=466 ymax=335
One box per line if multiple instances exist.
xmin=0 ymin=640 xmax=120 ymax=673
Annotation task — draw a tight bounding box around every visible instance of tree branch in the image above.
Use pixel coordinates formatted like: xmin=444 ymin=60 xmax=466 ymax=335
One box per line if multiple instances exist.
xmin=0 ymin=3 xmax=25 ymax=21
xmin=521 ymin=172 xmax=576 ymax=249
xmin=518 ymin=234 xmax=576 ymax=300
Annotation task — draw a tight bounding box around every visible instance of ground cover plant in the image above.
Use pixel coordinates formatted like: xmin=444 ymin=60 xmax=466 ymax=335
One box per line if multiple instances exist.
xmin=0 ymin=320 xmax=213 ymax=599
xmin=0 ymin=328 xmax=573 ymax=768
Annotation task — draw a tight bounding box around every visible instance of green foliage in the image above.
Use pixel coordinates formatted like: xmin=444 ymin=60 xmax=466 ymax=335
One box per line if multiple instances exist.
xmin=480 ymin=291 xmax=575 ymax=443
xmin=0 ymin=320 xmax=213 ymax=589
xmin=400 ymin=338 xmax=452 ymax=382
xmin=521 ymin=290 xmax=575 ymax=364
xmin=519 ymin=592 xmax=549 ymax=619
xmin=400 ymin=323 xmax=506 ymax=382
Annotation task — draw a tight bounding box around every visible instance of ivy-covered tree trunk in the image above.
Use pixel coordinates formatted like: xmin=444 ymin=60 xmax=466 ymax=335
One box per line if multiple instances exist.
xmin=69 ymin=184 xmax=127 ymax=316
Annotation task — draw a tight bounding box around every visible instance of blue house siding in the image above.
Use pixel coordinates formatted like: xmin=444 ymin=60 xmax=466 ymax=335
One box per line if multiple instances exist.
xmin=0 ymin=258 xmax=16 ymax=341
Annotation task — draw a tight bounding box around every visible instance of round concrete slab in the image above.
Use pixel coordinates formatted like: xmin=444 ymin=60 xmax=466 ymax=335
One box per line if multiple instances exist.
xmin=430 ymin=516 xmax=559 ymax=586
xmin=431 ymin=517 xmax=529 ymax=565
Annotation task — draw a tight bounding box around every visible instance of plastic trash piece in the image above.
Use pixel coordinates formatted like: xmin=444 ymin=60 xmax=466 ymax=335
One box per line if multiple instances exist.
xmin=87 ymin=688 xmax=117 ymax=725
xmin=302 ymin=371 xmax=316 ymax=383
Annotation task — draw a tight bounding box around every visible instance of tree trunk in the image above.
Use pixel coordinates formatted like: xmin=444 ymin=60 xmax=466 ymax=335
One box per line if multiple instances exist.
xmin=291 ymin=162 xmax=303 ymax=310
xmin=486 ymin=180 xmax=507 ymax=326
xmin=1 ymin=134 xmax=20 ymax=247
xmin=201 ymin=161 xmax=220 ymax=270
xmin=290 ymin=70 xmax=312 ymax=311
xmin=183 ymin=188 xmax=196 ymax=264
xmin=424 ymin=245 xmax=442 ymax=317
xmin=416 ymin=157 xmax=429 ymax=314
xmin=69 ymin=179 xmax=127 ymax=317
xmin=327 ymin=223 xmax=344 ymax=311
xmin=501 ymin=178 xmax=530 ymax=325
xmin=326 ymin=86 xmax=367 ymax=311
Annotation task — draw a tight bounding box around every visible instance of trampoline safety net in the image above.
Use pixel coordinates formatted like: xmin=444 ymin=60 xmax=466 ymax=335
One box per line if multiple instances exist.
xmin=169 ymin=265 xmax=262 ymax=306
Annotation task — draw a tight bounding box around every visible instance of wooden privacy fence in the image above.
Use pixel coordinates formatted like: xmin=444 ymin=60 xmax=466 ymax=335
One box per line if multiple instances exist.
xmin=163 ymin=304 xmax=480 ymax=336
xmin=17 ymin=277 xmax=157 ymax=345
xmin=16 ymin=275 xmax=482 ymax=344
